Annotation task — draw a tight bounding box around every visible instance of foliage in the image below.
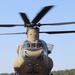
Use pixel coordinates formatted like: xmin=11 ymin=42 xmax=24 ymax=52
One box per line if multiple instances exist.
xmin=52 ymin=69 xmax=75 ymax=75
xmin=0 ymin=73 xmax=14 ymax=75
xmin=0 ymin=69 xmax=75 ymax=75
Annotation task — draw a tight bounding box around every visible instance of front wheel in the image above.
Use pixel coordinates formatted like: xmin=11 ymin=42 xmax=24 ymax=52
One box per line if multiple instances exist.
xmin=48 ymin=73 xmax=53 ymax=75
xmin=50 ymin=73 xmax=53 ymax=75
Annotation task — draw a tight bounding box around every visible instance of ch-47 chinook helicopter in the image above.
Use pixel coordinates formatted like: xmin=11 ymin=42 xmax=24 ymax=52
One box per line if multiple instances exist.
xmin=0 ymin=5 xmax=75 ymax=75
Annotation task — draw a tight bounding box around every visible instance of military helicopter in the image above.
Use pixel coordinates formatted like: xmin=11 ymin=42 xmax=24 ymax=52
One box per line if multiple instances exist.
xmin=0 ymin=5 xmax=75 ymax=75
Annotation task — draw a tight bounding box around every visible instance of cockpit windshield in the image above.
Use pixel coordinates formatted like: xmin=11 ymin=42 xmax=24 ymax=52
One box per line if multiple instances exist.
xmin=19 ymin=40 xmax=54 ymax=57
xmin=23 ymin=43 xmax=30 ymax=49
xmin=23 ymin=42 xmax=43 ymax=49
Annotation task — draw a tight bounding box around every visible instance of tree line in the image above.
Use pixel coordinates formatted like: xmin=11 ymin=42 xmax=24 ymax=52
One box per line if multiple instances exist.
xmin=52 ymin=69 xmax=75 ymax=75
xmin=0 ymin=69 xmax=75 ymax=75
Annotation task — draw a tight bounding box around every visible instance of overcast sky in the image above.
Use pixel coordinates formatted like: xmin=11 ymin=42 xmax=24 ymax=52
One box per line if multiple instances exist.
xmin=0 ymin=0 xmax=75 ymax=73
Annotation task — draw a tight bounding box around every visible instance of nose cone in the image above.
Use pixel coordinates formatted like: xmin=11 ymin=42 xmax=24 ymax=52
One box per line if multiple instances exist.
xmin=25 ymin=49 xmax=43 ymax=57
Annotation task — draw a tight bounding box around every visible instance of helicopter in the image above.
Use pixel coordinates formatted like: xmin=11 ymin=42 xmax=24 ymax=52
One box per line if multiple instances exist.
xmin=0 ymin=5 xmax=75 ymax=75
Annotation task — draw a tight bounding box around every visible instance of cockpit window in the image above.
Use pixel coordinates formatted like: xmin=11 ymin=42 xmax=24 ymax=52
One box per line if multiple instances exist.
xmin=31 ymin=43 xmax=36 ymax=48
xmin=23 ymin=43 xmax=30 ymax=49
xmin=37 ymin=42 xmax=43 ymax=48
xmin=23 ymin=42 xmax=43 ymax=49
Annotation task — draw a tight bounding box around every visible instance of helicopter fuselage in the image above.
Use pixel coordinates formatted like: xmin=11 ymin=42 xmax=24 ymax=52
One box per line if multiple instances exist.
xmin=13 ymin=39 xmax=53 ymax=75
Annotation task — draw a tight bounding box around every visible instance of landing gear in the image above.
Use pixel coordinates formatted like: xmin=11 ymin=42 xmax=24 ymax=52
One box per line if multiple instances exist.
xmin=50 ymin=73 xmax=53 ymax=75
xmin=14 ymin=71 xmax=20 ymax=75
xmin=48 ymin=73 xmax=53 ymax=75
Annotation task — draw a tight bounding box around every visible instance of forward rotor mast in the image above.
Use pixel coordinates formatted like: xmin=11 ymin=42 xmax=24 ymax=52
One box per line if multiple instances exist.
xmin=27 ymin=27 xmax=39 ymax=43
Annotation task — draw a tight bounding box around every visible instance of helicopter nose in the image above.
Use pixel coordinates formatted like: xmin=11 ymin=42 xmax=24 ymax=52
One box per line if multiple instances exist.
xmin=24 ymin=49 xmax=43 ymax=57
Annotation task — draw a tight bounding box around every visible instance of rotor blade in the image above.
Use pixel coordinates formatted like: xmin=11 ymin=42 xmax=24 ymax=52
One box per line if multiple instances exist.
xmin=39 ymin=21 xmax=75 ymax=26
xmin=32 ymin=6 xmax=53 ymax=23
xmin=40 ymin=30 xmax=75 ymax=34
xmin=20 ymin=13 xmax=30 ymax=24
xmin=0 ymin=24 xmax=24 ymax=27
xmin=0 ymin=32 xmax=26 ymax=35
